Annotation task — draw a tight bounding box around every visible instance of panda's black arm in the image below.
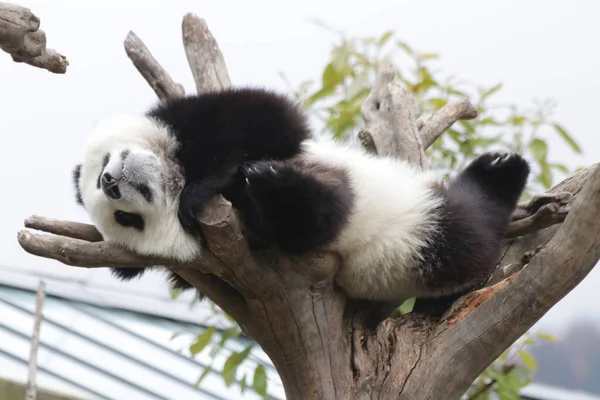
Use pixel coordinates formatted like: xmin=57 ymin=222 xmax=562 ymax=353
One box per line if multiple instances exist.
xmin=230 ymin=159 xmax=354 ymax=254
xmin=178 ymin=178 xmax=225 ymax=235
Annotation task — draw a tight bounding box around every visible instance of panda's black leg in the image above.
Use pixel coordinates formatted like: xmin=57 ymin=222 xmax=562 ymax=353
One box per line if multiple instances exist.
xmin=452 ymin=152 xmax=530 ymax=209
xmin=445 ymin=151 xmax=530 ymax=243
xmin=237 ymin=160 xmax=354 ymax=254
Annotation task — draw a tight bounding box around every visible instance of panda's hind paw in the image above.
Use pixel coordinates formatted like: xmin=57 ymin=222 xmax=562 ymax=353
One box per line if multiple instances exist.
xmin=472 ymin=152 xmax=529 ymax=177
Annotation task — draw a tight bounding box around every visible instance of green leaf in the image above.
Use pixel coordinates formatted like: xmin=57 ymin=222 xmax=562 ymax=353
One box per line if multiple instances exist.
xmin=511 ymin=116 xmax=527 ymax=126
xmin=553 ymin=123 xmax=582 ymax=154
xmin=398 ymin=297 xmax=416 ymax=314
xmin=458 ymin=119 xmax=475 ymax=135
xmin=481 ymin=83 xmax=503 ymax=100
xmin=331 ymin=47 xmax=349 ymax=71
xmin=537 ymin=333 xmax=559 ymax=342
xmin=519 ymin=350 xmax=538 ymax=371
xmin=222 ymin=346 xmax=253 ymax=387
xmin=194 ymin=367 xmax=212 ymax=388
xmin=396 ymin=41 xmax=413 ymax=55
xmin=253 ymin=364 xmax=268 ymax=396
xmin=377 ymin=30 xmax=394 ymax=47
xmin=240 ymin=373 xmax=248 ymax=393
xmin=219 ymin=326 xmax=241 ymax=346
xmin=222 ymin=356 xmax=237 ymax=386
xmin=307 ymin=87 xmax=336 ymax=105
xmin=346 ymin=74 xmax=369 ymax=100
xmin=550 ymin=163 xmax=570 ymax=174
xmin=321 ymin=63 xmax=344 ymax=91
xmin=478 ymin=117 xmax=498 ymax=126
xmin=539 ymin=163 xmax=553 ymax=188
xmin=529 ymin=138 xmax=548 ymax=162
xmin=190 ymin=327 xmax=215 ymax=356
xmin=418 ymin=52 xmax=439 ymax=60
xmin=428 ymin=98 xmax=448 ymax=109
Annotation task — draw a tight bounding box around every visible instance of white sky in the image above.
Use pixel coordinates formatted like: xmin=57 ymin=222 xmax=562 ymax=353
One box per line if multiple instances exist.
xmin=1 ymin=0 xmax=599 ymax=336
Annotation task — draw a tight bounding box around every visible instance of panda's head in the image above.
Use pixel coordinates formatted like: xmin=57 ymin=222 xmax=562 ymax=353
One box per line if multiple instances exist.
xmin=72 ymin=115 xmax=201 ymax=262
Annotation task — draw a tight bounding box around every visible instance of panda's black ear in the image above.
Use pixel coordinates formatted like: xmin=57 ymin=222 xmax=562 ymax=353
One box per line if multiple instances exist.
xmin=72 ymin=164 xmax=84 ymax=207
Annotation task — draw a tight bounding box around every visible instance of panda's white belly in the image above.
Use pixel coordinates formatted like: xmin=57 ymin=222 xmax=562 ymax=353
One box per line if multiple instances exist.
xmin=334 ymin=247 xmax=423 ymax=302
xmin=301 ymin=138 xmax=443 ymax=303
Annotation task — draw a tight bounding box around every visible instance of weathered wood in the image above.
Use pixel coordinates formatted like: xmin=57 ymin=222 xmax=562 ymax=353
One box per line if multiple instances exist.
xmin=15 ymin=12 xmax=600 ymax=400
xmin=417 ymin=98 xmax=478 ymax=149
xmin=124 ymin=31 xmax=184 ymax=101
xmin=25 ymin=215 xmax=104 ymax=242
xmin=360 ymin=66 xmax=428 ymax=168
xmin=182 ymin=13 xmax=231 ymax=93
xmin=0 ymin=2 xmax=67 ymax=73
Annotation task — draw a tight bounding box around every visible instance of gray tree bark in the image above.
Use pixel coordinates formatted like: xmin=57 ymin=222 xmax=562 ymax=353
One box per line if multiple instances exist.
xmin=0 ymin=2 xmax=67 ymax=73
xmin=15 ymin=12 xmax=600 ymax=400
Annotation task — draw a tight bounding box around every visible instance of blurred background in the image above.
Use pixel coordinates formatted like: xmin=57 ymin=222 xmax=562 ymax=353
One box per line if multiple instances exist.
xmin=0 ymin=1 xmax=598 ymax=399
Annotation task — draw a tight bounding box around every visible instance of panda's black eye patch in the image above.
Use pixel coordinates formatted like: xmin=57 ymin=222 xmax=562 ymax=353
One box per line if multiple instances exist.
xmin=135 ymin=184 xmax=153 ymax=203
xmin=114 ymin=210 xmax=144 ymax=231
xmin=97 ymin=153 xmax=111 ymax=189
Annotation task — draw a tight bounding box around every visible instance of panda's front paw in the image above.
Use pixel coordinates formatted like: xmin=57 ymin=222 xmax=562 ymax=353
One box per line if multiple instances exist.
xmin=243 ymin=161 xmax=289 ymax=196
xmin=178 ymin=206 xmax=200 ymax=233
xmin=178 ymin=188 xmax=203 ymax=234
xmin=244 ymin=162 xmax=282 ymax=186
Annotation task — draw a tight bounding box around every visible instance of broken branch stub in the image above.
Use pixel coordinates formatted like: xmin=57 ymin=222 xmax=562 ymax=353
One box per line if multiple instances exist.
xmin=361 ymin=66 xmax=428 ymax=168
xmin=182 ymin=13 xmax=231 ymax=93
xmin=0 ymin=2 xmax=68 ymax=73
xmin=124 ymin=31 xmax=185 ymax=101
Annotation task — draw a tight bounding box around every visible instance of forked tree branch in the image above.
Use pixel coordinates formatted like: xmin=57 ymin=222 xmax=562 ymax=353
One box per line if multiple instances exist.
xmin=417 ymin=98 xmax=478 ymax=148
xmin=0 ymin=2 xmax=68 ymax=73
xmin=360 ymin=67 xmax=428 ymax=168
xmin=124 ymin=31 xmax=185 ymax=101
xmin=16 ymin=12 xmax=599 ymax=400
xmin=182 ymin=13 xmax=231 ymax=93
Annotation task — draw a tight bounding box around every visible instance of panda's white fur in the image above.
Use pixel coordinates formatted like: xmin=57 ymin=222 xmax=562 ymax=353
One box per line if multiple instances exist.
xmin=300 ymin=139 xmax=444 ymax=303
xmin=78 ymin=115 xmax=201 ymax=262
xmin=240 ymin=134 xmax=529 ymax=305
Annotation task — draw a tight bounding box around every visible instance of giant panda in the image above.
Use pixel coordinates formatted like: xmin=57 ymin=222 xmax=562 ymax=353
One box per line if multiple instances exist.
xmin=72 ymin=86 xmax=530 ymax=306
xmin=235 ymin=141 xmax=529 ymax=305
xmin=72 ymin=87 xmax=311 ymax=291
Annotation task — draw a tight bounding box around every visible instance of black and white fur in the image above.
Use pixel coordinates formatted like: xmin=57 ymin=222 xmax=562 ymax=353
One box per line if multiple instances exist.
xmin=236 ymin=142 xmax=529 ymax=304
xmin=73 ymin=87 xmax=530 ymax=306
xmin=73 ymin=88 xmax=310 ymax=289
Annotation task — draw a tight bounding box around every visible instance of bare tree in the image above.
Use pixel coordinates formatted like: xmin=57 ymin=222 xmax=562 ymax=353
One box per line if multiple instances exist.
xmin=15 ymin=11 xmax=600 ymax=400
xmin=0 ymin=2 xmax=67 ymax=73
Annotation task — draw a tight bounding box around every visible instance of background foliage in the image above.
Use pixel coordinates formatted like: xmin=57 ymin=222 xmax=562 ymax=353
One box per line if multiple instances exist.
xmin=176 ymin=23 xmax=583 ymax=399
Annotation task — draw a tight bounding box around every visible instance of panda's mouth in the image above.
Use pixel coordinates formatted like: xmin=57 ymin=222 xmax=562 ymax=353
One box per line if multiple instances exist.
xmin=122 ymin=166 xmax=132 ymax=184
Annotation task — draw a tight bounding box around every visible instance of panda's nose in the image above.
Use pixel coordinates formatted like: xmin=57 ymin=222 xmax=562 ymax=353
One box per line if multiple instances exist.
xmin=101 ymin=173 xmax=121 ymax=199
xmin=102 ymin=172 xmax=115 ymax=184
